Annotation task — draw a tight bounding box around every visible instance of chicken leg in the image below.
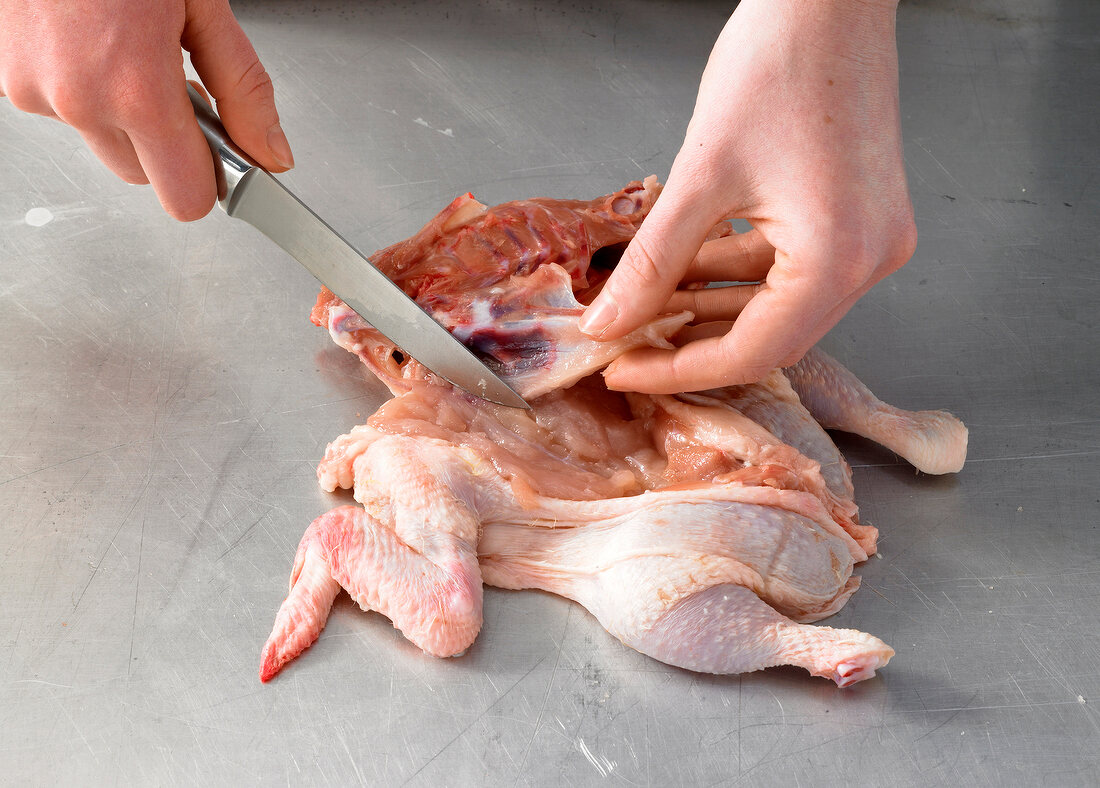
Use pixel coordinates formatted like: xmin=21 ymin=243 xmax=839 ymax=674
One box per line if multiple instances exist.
xmin=784 ymin=348 xmax=968 ymax=475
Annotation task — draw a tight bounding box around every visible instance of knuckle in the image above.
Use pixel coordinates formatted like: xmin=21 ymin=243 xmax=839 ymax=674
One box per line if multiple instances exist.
xmin=666 ymin=347 xmax=704 ymax=390
xmin=796 ymin=232 xmax=871 ymax=294
xmin=778 ymin=348 xmax=808 ymax=369
xmin=108 ymin=78 xmax=159 ymax=129
xmin=746 ymin=282 xmax=767 ymax=302
xmin=49 ymin=82 xmax=97 ymax=126
xmin=805 ymin=196 xmax=919 ymax=292
xmin=233 ymin=58 xmax=274 ymax=104
xmin=806 ymin=232 xmax=896 ymax=295
xmin=885 ymin=213 xmax=918 ymax=274
xmin=620 ymin=234 xmax=669 ymax=287
xmin=731 ymin=358 xmax=775 ymax=385
xmin=4 ymin=84 xmax=37 ymax=113
xmin=831 ymin=255 xmax=874 ymax=294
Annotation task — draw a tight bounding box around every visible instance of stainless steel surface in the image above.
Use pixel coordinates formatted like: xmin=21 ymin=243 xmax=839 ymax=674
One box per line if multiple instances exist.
xmin=187 ymin=85 xmax=528 ymax=409
xmin=1 ymin=0 xmax=1097 ymax=784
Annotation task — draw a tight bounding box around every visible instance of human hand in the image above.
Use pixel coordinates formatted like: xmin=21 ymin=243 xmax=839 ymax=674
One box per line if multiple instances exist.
xmin=0 ymin=0 xmax=293 ymax=220
xmin=580 ymin=0 xmax=916 ymax=392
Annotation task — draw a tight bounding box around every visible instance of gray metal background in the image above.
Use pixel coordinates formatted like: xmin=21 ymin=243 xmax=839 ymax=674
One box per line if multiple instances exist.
xmin=1 ymin=0 xmax=1097 ymax=784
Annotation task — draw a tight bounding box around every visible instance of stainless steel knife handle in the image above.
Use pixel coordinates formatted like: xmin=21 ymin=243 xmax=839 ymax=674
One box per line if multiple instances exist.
xmin=185 ymin=82 xmax=530 ymax=410
xmin=187 ymin=83 xmax=255 ymax=210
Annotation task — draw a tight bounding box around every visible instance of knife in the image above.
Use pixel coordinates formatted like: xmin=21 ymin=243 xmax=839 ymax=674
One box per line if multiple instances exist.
xmin=186 ymin=84 xmax=529 ymax=410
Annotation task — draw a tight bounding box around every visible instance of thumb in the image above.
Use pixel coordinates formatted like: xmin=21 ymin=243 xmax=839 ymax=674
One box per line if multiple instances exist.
xmin=580 ymin=181 xmax=716 ymax=341
xmin=183 ymin=2 xmax=294 ymax=172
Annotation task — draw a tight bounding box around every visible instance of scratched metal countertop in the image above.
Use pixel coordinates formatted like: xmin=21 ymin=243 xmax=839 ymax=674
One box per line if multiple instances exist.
xmin=2 ymin=1 xmax=1097 ymax=784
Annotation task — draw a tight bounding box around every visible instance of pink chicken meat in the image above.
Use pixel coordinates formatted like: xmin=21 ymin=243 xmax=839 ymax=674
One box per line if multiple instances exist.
xmin=260 ymin=178 xmax=968 ymax=687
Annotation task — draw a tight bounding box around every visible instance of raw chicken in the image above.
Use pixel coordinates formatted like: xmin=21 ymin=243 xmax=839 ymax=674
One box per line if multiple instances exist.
xmin=260 ymin=179 xmax=968 ymax=687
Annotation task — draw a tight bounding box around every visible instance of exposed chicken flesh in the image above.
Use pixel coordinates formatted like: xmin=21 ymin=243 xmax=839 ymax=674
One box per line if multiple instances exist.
xmin=260 ymin=179 xmax=968 ymax=687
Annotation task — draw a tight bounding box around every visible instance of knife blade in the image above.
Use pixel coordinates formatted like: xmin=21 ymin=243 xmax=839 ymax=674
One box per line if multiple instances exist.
xmin=187 ymin=84 xmax=529 ymax=410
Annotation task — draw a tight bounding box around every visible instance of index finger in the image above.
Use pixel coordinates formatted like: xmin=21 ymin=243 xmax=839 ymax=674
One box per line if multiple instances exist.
xmin=123 ymin=79 xmax=217 ymax=221
xmin=602 ymin=249 xmax=851 ymax=391
xmin=579 ymin=179 xmax=718 ymax=340
xmin=681 ymin=229 xmax=774 ymax=284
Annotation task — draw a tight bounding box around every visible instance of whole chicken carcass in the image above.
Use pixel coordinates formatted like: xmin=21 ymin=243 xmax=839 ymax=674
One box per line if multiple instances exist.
xmin=260 ymin=178 xmax=968 ymax=687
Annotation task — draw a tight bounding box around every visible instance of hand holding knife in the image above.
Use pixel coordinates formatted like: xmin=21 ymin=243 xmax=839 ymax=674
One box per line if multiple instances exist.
xmin=187 ymin=83 xmax=529 ymax=410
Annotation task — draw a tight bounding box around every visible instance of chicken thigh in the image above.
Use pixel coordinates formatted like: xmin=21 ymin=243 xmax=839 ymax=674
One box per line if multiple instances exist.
xmin=260 ymin=179 xmax=967 ymax=686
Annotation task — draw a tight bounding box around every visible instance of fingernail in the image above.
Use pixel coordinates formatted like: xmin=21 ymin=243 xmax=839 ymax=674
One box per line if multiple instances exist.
xmin=601 ymin=363 xmax=625 ymax=391
xmin=579 ymin=296 xmax=618 ymax=337
xmin=267 ymin=122 xmax=294 ymax=169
